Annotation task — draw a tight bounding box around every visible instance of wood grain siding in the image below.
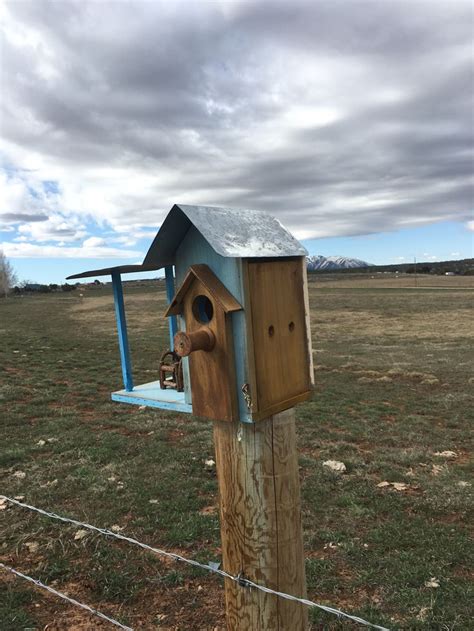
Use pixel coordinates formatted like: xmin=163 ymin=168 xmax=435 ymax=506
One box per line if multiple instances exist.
xmin=166 ymin=263 xmax=241 ymax=317
xmin=302 ymin=262 xmax=315 ymax=386
xmin=247 ymin=258 xmax=311 ymax=418
xmin=214 ymin=408 xmax=307 ymax=630
xmin=183 ymin=279 xmax=238 ymax=422
xmin=240 ymin=260 xmax=259 ymax=417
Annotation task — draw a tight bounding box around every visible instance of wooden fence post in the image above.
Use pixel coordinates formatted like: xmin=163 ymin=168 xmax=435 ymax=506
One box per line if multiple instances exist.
xmin=213 ymin=407 xmax=307 ymax=630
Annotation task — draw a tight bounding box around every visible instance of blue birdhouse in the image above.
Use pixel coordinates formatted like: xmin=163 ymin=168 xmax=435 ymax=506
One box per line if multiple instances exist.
xmin=68 ymin=204 xmax=313 ymax=423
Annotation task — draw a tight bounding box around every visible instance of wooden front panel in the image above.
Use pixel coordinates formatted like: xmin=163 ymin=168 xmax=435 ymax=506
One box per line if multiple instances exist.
xmin=183 ymin=280 xmax=237 ymax=422
xmin=248 ymin=258 xmax=311 ymax=417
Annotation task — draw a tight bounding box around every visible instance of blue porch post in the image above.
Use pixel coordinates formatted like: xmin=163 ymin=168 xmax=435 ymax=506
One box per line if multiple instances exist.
xmin=165 ymin=265 xmax=178 ymax=349
xmin=111 ymin=271 xmax=133 ymax=392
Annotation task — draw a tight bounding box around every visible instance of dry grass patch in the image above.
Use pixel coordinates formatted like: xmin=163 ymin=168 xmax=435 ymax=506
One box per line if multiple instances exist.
xmin=1 ymin=277 xmax=472 ymax=629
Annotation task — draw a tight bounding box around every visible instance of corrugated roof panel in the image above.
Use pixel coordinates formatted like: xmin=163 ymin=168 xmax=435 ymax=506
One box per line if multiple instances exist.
xmin=141 ymin=204 xmax=190 ymax=268
xmin=179 ymin=204 xmax=307 ymax=257
xmin=143 ymin=204 xmax=307 ymax=265
xmin=67 ymin=204 xmax=307 ymax=280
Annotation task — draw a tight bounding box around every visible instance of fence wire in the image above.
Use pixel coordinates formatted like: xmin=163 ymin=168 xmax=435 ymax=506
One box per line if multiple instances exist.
xmin=1 ymin=494 xmax=390 ymax=630
xmin=0 ymin=562 xmax=133 ymax=630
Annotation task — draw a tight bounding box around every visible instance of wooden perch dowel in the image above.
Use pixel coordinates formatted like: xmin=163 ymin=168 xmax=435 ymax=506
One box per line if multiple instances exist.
xmin=174 ymin=328 xmax=216 ymax=356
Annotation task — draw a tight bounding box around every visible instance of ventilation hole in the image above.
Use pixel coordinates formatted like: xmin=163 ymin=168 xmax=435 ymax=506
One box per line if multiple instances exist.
xmin=192 ymin=295 xmax=214 ymax=324
xmin=289 ymin=321 xmax=295 ymax=332
xmin=268 ymin=325 xmax=275 ymax=337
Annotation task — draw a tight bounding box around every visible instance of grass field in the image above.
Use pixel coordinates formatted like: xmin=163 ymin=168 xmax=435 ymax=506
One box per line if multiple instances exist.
xmin=1 ymin=274 xmax=473 ymax=630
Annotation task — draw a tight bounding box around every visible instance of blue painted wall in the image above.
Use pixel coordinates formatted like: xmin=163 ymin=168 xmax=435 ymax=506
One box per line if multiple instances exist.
xmin=164 ymin=265 xmax=178 ymax=349
xmin=175 ymin=226 xmax=251 ymax=422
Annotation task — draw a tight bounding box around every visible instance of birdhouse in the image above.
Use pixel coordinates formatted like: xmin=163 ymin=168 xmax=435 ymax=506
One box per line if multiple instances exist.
xmin=165 ymin=264 xmax=242 ymax=421
xmin=67 ymin=204 xmax=313 ymax=423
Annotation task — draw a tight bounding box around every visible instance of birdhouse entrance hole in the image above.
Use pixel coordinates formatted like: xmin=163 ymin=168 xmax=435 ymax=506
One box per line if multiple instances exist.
xmin=192 ymin=294 xmax=214 ymax=324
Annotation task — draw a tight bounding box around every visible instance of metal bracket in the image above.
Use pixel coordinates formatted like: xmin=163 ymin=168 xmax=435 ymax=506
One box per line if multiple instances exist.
xmin=236 ymin=571 xmax=252 ymax=589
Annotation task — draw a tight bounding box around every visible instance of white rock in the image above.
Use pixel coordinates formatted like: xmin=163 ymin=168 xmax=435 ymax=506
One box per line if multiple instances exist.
xmin=25 ymin=541 xmax=39 ymax=553
xmin=392 ymin=482 xmax=408 ymax=491
xmin=74 ymin=529 xmax=88 ymax=541
xmin=424 ymin=577 xmax=440 ymax=588
xmin=323 ymin=460 xmax=346 ymax=473
xmin=13 ymin=470 xmax=26 ymax=479
xmin=323 ymin=542 xmax=341 ymax=550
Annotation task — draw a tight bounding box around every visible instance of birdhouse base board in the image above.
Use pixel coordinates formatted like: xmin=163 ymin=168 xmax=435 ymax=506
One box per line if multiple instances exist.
xmin=111 ymin=380 xmax=192 ymax=414
xmin=250 ymin=390 xmax=313 ymax=422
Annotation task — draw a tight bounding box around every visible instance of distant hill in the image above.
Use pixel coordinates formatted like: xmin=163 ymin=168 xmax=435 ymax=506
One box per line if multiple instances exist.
xmin=306 ymin=255 xmax=370 ymax=271
xmin=307 ymin=257 xmax=474 ymax=276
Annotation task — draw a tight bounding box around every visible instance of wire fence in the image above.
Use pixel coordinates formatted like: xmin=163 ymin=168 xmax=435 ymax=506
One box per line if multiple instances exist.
xmin=0 ymin=563 xmax=132 ymax=630
xmin=1 ymin=494 xmax=390 ymax=630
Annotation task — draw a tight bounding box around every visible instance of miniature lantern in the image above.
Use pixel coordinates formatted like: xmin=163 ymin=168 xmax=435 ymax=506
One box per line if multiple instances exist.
xmin=67 ymin=204 xmax=313 ymax=422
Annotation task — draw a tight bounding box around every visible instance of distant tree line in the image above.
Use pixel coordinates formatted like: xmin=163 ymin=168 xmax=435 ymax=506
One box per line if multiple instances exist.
xmin=309 ymin=258 xmax=474 ymax=276
xmin=12 ymin=282 xmax=77 ymax=294
xmin=377 ymin=258 xmax=474 ymax=275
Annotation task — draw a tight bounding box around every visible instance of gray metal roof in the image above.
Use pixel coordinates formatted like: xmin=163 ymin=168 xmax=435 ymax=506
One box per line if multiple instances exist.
xmin=66 ymin=264 xmax=158 ymax=280
xmin=67 ymin=204 xmax=307 ymax=279
xmin=144 ymin=204 xmax=307 ymax=265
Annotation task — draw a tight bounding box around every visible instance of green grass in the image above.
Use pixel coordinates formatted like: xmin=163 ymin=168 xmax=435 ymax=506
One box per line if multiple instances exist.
xmin=1 ymin=278 xmax=473 ymax=629
xmin=0 ymin=586 xmax=37 ymax=630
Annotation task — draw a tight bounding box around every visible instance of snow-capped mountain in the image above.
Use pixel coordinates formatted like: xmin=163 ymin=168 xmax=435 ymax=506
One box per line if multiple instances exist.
xmin=306 ymin=255 xmax=370 ymax=271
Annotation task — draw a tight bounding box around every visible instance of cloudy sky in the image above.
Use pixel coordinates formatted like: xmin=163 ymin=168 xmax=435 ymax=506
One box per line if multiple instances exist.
xmin=1 ymin=0 xmax=472 ymax=282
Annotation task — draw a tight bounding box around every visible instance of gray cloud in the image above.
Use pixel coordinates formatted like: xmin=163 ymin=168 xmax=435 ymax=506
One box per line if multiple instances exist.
xmin=0 ymin=213 xmax=48 ymax=223
xmin=1 ymin=0 xmax=472 ymax=239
